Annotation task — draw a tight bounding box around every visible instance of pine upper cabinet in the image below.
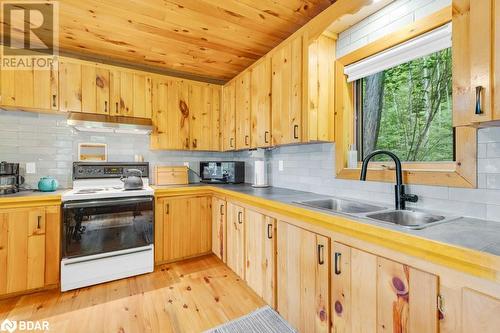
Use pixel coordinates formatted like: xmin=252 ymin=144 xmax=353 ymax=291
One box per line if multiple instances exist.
xmin=277 ymin=220 xmax=330 ymax=333
xmin=81 ymin=64 xmax=110 ymax=115
xmin=0 ymin=205 xmax=60 ymax=296
xmin=453 ymin=0 xmax=499 ymax=125
xmin=250 ymin=57 xmax=272 ymax=148
xmin=1 ymin=61 xmax=58 ymax=111
xmin=272 ymin=36 xmax=303 ymax=146
xmin=211 ymin=196 xmax=226 ymax=262
xmin=189 ymin=83 xmax=221 ymax=151
xmin=110 ymin=69 xmax=152 ymax=119
xmin=222 ymin=81 xmax=236 ymax=151
xmin=245 ymin=209 xmax=276 ymax=306
xmin=235 ymin=71 xmax=251 ymax=149
xmin=226 ymin=202 xmax=245 ymax=279
xmin=331 ymin=242 xmax=439 ymax=333
xmin=159 ymin=196 xmax=211 ymax=262
xmin=151 ymin=79 xmax=190 ymax=150
xmin=307 ymin=35 xmax=336 ymax=142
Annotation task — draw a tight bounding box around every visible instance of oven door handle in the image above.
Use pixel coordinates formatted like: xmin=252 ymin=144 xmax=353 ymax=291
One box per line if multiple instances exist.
xmin=63 ymin=196 xmax=153 ymax=209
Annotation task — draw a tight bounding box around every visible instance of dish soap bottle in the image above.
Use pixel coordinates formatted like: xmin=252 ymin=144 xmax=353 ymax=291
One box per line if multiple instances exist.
xmin=348 ymin=144 xmax=358 ymax=169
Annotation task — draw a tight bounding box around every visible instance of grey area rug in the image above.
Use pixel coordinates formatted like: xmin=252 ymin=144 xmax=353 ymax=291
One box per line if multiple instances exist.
xmin=205 ymin=306 xmax=297 ymax=333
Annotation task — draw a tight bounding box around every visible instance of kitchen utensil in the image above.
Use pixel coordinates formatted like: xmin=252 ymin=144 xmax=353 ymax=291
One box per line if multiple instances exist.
xmin=120 ymin=169 xmax=144 ymax=190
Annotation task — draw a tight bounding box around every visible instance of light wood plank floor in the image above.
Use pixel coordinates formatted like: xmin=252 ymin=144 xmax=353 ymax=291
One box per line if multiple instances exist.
xmin=0 ymin=255 xmax=265 ymax=333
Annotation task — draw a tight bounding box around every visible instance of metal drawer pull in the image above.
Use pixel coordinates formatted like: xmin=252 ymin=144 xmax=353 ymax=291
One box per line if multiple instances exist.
xmin=318 ymin=244 xmax=325 ymax=265
xmin=293 ymin=125 xmax=299 ymax=139
xmin=267 ymin=223 xmax=273 ymax=239
xmin=475 ymin=86 xmax=483 ymax=115
xmin=334 ymin=252 xmax=342 ymax=274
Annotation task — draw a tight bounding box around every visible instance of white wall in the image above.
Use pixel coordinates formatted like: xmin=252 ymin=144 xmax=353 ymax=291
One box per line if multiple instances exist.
xmin=337 ymin=0 xmax=451 ymax=58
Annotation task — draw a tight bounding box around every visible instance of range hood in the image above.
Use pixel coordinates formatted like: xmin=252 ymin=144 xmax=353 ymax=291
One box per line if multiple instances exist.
xmin=67 ymin=112 xmax=153 ymax=135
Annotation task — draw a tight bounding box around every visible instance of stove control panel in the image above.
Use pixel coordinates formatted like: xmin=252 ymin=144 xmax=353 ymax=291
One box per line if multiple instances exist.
xmin=73 ymin=162 xmax=149 ymax=180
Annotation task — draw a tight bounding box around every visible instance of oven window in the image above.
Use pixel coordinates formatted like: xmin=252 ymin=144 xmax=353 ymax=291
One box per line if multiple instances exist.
xmin=62 ymin=197 xmax=154 ymax=258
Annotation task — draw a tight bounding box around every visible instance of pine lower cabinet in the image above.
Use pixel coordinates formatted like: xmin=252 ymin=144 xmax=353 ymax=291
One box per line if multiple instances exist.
xmin=156 ymin=196 xmax=211 ymax=263
xmin=277 ymin=220 xmax=330 ymax=333
xmin=0 ymin=205 xmax=60 ymax=296
xmin=226 ymin=202 xmax=245 ymax=279
xmin=462 ymin=288 xmax=500 ymax=333
xmin=211 ymin=196 xmax=226 ymax=262
xmin=244 ymin=209 xmax=276 ymax=306
xmin=331 ymin=242 xmax=439 ymax=333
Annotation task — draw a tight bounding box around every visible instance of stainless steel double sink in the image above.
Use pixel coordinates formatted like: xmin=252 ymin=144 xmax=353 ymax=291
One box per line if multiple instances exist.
xmin=295 ymin=198 xmax=458 ymax=230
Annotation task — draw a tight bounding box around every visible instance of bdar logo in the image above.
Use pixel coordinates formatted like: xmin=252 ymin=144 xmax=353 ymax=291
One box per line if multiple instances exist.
xmin=0 ymin=319 xmax=17 ymax=333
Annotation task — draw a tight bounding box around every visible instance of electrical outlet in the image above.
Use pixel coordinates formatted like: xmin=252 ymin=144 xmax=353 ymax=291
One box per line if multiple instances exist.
xmin=278 ymin=160 xmax=284 ymax=172
xmin=26 ymin=162 xmax=36 ymax=174
xmin=183 ymin=162 xmax=189 ymax=168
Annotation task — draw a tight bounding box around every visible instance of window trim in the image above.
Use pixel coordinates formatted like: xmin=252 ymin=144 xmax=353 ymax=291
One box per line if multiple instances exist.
xmin=334 ymin=5 xmax=477 ymax=188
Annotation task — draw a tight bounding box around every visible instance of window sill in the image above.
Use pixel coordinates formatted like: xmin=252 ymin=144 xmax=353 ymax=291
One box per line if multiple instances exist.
xmin=337 ymin=166 xmax=474 ymax=188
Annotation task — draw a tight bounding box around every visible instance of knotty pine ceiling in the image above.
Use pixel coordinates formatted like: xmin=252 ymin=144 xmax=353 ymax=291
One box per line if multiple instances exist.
xmin=55 ymin=0 xmax=336 ymax=83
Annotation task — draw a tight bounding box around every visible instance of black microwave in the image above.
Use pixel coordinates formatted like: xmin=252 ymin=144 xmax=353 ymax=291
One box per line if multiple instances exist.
xmin=200 ymin=161 xmax=245 ymax=184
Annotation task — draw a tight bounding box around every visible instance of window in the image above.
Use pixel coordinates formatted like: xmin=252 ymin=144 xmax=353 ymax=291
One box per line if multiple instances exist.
xmin=355 ymin=47 xmax=453 ymax=162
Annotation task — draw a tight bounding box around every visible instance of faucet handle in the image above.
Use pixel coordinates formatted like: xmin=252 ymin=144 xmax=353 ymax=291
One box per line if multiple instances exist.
xmin=402 ymin=193 xmax=419 ymax=203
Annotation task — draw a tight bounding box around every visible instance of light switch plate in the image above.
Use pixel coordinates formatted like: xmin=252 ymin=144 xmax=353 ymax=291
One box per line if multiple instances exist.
xmin=278 ymin=160 xmax=284 ymax=172
xmin=183 ymin=162 xmax=189 ymax=168
xmin=26 ymin=162 xmax=36 ymax=174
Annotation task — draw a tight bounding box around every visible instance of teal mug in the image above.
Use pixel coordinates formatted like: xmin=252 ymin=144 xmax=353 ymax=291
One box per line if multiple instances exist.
xmin=38 ymin=176 xmax=59 ymax=192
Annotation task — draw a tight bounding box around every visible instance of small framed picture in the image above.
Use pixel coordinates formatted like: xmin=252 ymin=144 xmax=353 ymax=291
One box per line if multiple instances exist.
xmin=78 ymin=143 xmax=108 ymax=162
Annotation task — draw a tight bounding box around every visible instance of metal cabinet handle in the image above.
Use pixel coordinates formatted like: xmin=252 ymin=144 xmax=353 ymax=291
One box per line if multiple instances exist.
xmin=237 ymin=211 xmax=243 ymax=224
xmin=230 ymin=138 xmax=234 ymax=148
xmin=104 ymin=101 xmax=108 ymax=113
xmin=267 ymin=223 xmax=273 ymax=239
xmin=245 ymin=135 xmax=249 ymax=146
xmin=165 ymin=203 xmax=170 ymax=214
xmin=334 ymin=252 xmax=341 ymax=274
xmin=220 ymin=204 xmax=224 ymax=216
xmin=293 ymin=125 xmax=299 ymax=139
xmin=37 ymin=216 xmax=42 ymax=229
xmin=52 ymin=94 xmax=57 ymax=107
xmin=192 ymin=138 xmax=197 ymax=148
xmin=185 ymin=138 xmax=189 ymax=149
xmin=475 ymin=86 xmax=483 ymax=115
xmin=264 ymin=131 xmax=269 ymax=143
xmin=115 ymin=102 xmax=119 ymax=114
xmin=318 ymin=244 xmax=325 ymax=265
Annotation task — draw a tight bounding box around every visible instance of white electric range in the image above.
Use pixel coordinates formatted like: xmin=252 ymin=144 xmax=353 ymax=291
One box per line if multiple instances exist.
xmin=60 ymin=162 xmax=154 ymax=292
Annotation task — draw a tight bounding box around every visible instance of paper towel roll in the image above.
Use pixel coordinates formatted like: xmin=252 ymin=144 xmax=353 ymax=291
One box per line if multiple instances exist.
xmin=253 ymin=160 xmax=268 ymax=187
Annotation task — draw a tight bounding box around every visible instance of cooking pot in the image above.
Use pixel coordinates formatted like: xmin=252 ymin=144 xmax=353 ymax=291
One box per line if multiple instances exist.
xmin=120 ymin=169 xmax=144 ymax=190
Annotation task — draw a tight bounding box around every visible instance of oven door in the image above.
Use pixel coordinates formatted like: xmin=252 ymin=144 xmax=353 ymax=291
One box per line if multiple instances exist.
xmin=62 ymin=196 xmax=154 ymax=259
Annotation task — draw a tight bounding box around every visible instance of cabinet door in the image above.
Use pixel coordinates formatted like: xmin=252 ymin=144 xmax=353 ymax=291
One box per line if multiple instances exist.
xmin=235 ymin=71 xmax=251 ymax=149
xmin=226 ymin=202 xmax=245 ymax=278
xmin=272 ymin=36 xmax=302 ymax=146
xmin=308 ymin=35 xmax=335 ymax=142
xmin=59 ymin=60 xmax=82 ymax=112
xmin=222 ymin=82 xmax=236 ymax=150
xmin=1 ymin=64 xmax=58 ymax=111
xmin=119 ymin=71 xmax=134 ymax=116
xmin=152 ymin=80 xmax=190 ymax=150
xmin=211 ymin=197 xmax=226 ymax=262
xmin=190 ymin=83 xmax=219 ymax=151
xmin=81 ymin=64 xmax=110 ymax=115
xmin=453 ymin=0 xmax=496 ymax=125
xmin=132 ymin=73 xmax=152 ymax=119
xmin=277 ymin=221 xmax=329 ymax=333
xmin=463 ymin=288 xmax=500 ymax=333
xmin=250 ymin=57 xmax=272 ymax=148
xmin=222 ymin=82 xmax=236 ymax=151
xmin=162 ymin=196 xmax=211 ymax=262
xmin=0 ymin=208 xmax=46 ymax=295
xmin=245 ymin=209 xmax=276 ymax=306
xmin=331 ymin=242 xmax=439 ymax=333
xmin=110 ymin=69 xmax=121 ymax=116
